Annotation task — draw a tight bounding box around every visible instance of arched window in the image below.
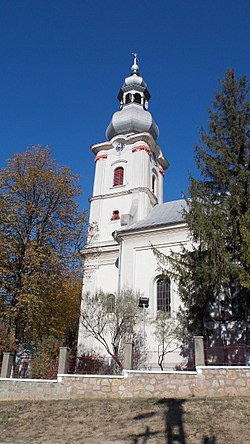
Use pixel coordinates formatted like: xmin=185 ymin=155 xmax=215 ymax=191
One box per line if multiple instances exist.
xmin=125 ymin=93 xmax=132 ymax=104
xmin=157 ymin=277 xmax=171 ymax=313
xmin=134 ymin=93 xmax=141 ymax=104
xmin=113 ymin=167 xmax=124 ymax=186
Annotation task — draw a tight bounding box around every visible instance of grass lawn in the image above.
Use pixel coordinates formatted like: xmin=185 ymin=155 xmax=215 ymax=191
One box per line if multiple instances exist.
xmin=0 ymin=397 xmax=249 ymax=443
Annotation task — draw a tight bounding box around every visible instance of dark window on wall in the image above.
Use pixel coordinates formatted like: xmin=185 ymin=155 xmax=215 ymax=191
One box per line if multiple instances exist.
xmin=113 ymin=167 xmax=124 ymax=186
xmin=152 ymin=175 xmax=156 ymax=194
xmin=125 ymin=93 xmax=132 ymax=104
xmin=134 ymin=93 xmax=141 ymax=104
xmin=111 ymin=210 xmax=120 ymax=221
xmin=157 ymin=278 xmax=171 ymax=313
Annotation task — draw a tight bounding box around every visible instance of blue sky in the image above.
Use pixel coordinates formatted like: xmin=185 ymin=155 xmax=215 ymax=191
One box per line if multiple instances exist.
xmin=1 ymin=0 xmax=250 ymax=211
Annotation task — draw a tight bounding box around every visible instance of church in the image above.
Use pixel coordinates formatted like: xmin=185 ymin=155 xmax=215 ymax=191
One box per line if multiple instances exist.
xmin=77 ymin=55 xmax=191 ymax=369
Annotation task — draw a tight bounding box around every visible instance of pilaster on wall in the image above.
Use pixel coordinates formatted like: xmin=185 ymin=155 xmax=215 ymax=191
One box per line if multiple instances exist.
xmin=58 ymin=347 xmax=69 ymax=375
xmin=194 ymin=336 xmax=205 ymax=367
xmin=123 ymin=342 xmax=134 ymax=370
xmin=0 ymin=352 xmax=14 ymax=378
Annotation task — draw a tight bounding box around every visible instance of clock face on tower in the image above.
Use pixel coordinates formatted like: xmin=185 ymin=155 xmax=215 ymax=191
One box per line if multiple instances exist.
xmin=115 ymin=143 xmax=125 ymax=152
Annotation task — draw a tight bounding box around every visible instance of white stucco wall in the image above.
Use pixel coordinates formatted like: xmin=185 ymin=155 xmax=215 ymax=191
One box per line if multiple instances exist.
xmin=118 ymin=224 xmax=190 ymax=316
xmin=77 ymin=129 xmax=188 ymax=369
xmin=78 ymin=220 xmax=192 ymax=369
xmin=89 ymin=133 xmax=166 ymax=243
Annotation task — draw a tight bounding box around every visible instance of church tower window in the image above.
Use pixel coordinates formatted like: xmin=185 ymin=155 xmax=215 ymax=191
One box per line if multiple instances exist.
xmin=113 ymin=167 xmax=124 ymax=186
xmin=157 ymin=277 xmax=171 ymax=313
xmin=125 ymin=93 xmax=132 ymax=104
xmin=111 ymin=210 xmax=120 ymax=221
xmin=134 ymin=93 xmax=141 ymax=104
xmin=152 ymin=170 xmax=158 ymax=196
xmin=152 ymin=174 xmax=156 ymax=194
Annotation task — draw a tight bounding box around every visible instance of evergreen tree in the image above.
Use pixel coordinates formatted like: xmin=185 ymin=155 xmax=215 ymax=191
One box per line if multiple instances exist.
xmin=155 ymin=69 xmax=250 ymax=336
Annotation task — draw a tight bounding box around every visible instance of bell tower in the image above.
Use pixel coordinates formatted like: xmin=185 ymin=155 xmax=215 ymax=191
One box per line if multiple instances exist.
xmin=89 ymin=55 xmax=169 ymax=243
xmin=78 ymin=58 xmax=187 ymax=364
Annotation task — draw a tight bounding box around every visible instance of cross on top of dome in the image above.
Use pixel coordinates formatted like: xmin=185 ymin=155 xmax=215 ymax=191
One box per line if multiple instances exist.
xmin=131 ymin=53 xmax=139 ymax=75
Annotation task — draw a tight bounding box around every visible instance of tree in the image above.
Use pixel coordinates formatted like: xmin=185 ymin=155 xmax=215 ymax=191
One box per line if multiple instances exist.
xmin=155 ymin=69 xmax=250 ymax=336
xmin=0 ymin=323 xmax=17 ymax=364
xmin=80 ymin=289 xmax=142 ymax=369
xmin=152 ymin=311 xmax=179 ymax=370
xmin=0 ymin=146 xmax=87 ymax=349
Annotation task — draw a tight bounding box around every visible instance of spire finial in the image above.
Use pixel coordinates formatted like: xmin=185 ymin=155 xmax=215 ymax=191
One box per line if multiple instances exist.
xmin=131 ymin=52 xmax=139 ymax=75
xmin=132 ymin=52 xmax=139 ymax=66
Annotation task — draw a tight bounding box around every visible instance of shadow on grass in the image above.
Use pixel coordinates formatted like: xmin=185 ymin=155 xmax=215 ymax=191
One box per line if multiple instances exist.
xmin=158 ymin=398 xmax=186 ymax=444
xmin=131 ymin=425 xmax=160 ymax=443
xmin=203 ymin=436 xmax=216 ymax=443
xmin=130 ymin=398 xmax=216 ymax=444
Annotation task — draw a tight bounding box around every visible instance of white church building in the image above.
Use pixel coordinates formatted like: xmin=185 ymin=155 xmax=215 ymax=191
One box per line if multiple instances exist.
xmin=77 ymin=56 xmax=191 ymax=369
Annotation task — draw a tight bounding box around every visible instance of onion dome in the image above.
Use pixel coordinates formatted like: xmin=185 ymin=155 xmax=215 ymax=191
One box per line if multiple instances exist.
xmin=106 ymin=54 xmax=159 ymax=141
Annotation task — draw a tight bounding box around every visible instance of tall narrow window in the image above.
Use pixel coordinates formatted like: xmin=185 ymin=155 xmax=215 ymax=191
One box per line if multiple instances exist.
xmin=157 ymin=277 xmax=171 ymax=313
xmin=113 ymin=167 xmax=124 ymax=186
xmin=125 ymin=93 xmax=132 ymax=104
xmin=152 ymin=175 xmax=156 ymax=194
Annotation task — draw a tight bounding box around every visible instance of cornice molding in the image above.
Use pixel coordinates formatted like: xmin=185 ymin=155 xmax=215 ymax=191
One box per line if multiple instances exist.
xmin=89 ymin=186 xmax=158 ymax=204
xmin=113 ymin=222 xmax=188 ymax=242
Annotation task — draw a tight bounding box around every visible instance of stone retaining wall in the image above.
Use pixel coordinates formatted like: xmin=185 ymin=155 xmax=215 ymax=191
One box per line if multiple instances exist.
xmin=0 ymin=367 xmax=249 ymax=401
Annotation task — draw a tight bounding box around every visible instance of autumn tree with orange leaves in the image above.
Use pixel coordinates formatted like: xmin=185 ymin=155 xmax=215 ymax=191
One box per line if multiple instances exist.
xmin=0 ymin=146 xmax=87 ymax=352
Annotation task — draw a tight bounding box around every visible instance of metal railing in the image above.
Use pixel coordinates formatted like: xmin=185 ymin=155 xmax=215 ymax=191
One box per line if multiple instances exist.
xmin=68 ymin=354 xmax=122 ymax=375
xmin=204 ymin=344 xmax=250 ymax=366
xmin=135 ymin=348 xmax=195 ymax=371
xmin=12 ymin=356 xmax=58 ymax=379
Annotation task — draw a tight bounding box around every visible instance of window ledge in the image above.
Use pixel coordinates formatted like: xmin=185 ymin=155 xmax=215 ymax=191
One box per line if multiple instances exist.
xmin=110 ymin=184 xmax=126 ymax=190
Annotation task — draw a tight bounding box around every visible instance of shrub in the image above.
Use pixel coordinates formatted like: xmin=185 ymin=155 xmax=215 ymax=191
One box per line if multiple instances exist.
xmin=73 ymin=352 xmax=117 ymax=375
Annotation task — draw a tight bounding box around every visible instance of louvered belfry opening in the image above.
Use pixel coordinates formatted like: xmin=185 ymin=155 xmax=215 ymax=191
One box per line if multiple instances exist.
xmin=134 ymin=93 xmax=141 ymax=104
xmin=113 ymin=167 xmax=124 ymax=186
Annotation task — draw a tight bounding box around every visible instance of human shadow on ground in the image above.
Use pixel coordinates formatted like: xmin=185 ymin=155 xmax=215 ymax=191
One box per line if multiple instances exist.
xmin=129 ymin=398 xmax=217 ymax=444
xmin=158 ymin=398 xmax=186 ymax=444
xmin=129 ymin=398 xmax=186 ymax=443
